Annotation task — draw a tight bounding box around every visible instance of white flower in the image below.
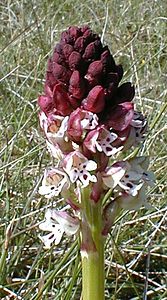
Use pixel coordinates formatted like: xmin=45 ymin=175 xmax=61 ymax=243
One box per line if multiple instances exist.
xmin=84 ymin=126 xmax=122 ymax=156
xmin=39 ymin=111 xmax=73 ymax=153
xmin=124 ymin=112 xmax=147 ymax=149
xmin=39 ymin=209 xmax=80 ymax=249
xmin=102 ymin=156 xmax=155 ymax=208
xmin=63 ymin=151 xmax=97 ymax=188
xmin=39 ymin=168 xmax=70 ymax=198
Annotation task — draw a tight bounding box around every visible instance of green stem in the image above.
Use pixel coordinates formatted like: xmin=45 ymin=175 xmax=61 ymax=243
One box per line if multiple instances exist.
xmin=81 ymin=188 xmax=105 ymax=300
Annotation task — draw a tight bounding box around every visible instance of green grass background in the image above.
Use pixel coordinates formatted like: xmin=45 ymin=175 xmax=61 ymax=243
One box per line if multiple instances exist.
xmin=0 ymin=0 xmax=167 ymax=299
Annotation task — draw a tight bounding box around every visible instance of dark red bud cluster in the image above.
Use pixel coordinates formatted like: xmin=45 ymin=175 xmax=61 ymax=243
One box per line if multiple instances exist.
xmin=38 ymin=25 xmax=135 ymax=120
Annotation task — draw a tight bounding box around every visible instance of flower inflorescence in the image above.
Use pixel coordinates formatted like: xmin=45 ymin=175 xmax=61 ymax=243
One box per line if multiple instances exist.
xmin=37 ymin=26 xmax=154 ymax=248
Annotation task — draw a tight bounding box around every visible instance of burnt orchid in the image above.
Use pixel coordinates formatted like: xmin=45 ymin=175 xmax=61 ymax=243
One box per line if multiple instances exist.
xmin=37 ymin=25 xmax=155 ymax=299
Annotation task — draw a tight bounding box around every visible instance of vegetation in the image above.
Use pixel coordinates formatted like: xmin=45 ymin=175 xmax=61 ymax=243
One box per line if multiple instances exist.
xmin=0 ymin=0 xmax=166 ymax=299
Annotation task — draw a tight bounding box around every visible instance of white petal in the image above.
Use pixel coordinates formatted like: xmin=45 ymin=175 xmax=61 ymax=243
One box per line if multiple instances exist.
xmin=79 ymin=172 xmax=97 ymax=188
xmin=46 ymin=140 xmax=63 ymax=159
xmin=102 ymin=166 xmax=126 ymax=189
xmin=84 ymin=160 xmax=97 ymax=171
xmin=39 ymin=232 xmax=55 ymax=249
xmin=102 ymin=145 xmax=123 ymax=156
xmin=39 ymin=227 xmax=64 ymax=249
xmin=51 ymin=211 xmax=80 ymax=236
xmin=81 ymin=118 xmax=90 ymax=128
xmin=69 ymin=169 xmax=79 ymax=183
xmin=39 ymin=221 xmax=60 ymax=233
xmin=38 ymin=185 xmax=60 ymax=198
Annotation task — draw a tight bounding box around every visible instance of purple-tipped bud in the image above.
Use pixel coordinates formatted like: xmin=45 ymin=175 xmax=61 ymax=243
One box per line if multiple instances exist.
xmin=40 ymin=25 xmax=135 ymax=121
xmin=83 ymin=40 xmax=102 ymax=61
xmin=101 ymin=48 xmax=116 ymax=71
xmin=74 ymin=36 xmax=87 ymax=53
xmin=68 ymin=26 xmax=81 ymax=42
xmin=52 ymin=52 xmax=65 ymax=65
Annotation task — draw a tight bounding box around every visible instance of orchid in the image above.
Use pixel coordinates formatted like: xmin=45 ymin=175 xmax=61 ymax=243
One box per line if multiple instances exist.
xmin=63 ymin=151 xmax=97 ymax=188
xmin=37 ymin=25 xmax=155 ymax=300
xmin=84 ymin=126 xmax=123 ymax=156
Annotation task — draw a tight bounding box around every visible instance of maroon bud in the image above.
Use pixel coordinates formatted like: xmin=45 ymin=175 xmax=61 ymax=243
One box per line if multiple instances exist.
xmin=82 ymin=85 xmax=105 ymax=113
xmin=83 ymin=28 xmax=99 ymax=43
xmin=69 ymin=70 xmax=85 ymax=99
xmin=106 ymin=73 xmax=119 ymax=86
xmin=38 ymin=95 xmax=54 ymax=113
xmin=52 ymin=52 xmax=65 ymax=65
xmin=61 ymin=31 xmax=72 ymax=44
xmin=53 ymin=83 xmax=72 ymax=116
xmin=67 ymin=108 xmax=83 ymax=142
xmin=90 ymin=173 xmax=103 ymax=203
xmin=63 ymin=44 xmax=73 ymax=60
xmin=115 ymin=82 xmax=135 ymax=103
xmin=97 ymin=153 xmax=109 ymax=172
xmin=47 ymin=58 xmax=53 ymax=72
xmin=85 ymin=60 xmax=103 ymax=85
xmin=105 ymin=73 xmax=119 ymax=99
xmin=81 ymin=25 xmax=90 ymax=34
xmin=45 ymin=72 xmax=58 ymax=90
xmin=68 ymin=26 xmax=81 ymax=42
xmin=52 ymin=62 xmax=71 ymax=83
xmin=68 ymin=51 xmax=82 ymax=70
xmin=83 ymin=40 xmax=102 ymax=61
xmin=101 ymin=47 xmax=116 ymax=71
xmin=74 ymin=36 xmax=87 ymax=53
xmin=44 ymin=84 xmax=53 ymax=98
